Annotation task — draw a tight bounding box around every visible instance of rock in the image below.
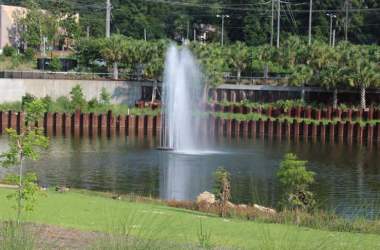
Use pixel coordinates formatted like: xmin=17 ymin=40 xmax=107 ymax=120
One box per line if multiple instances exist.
xmin=237 ymin=204 xmax=248 ymax=209
xmin=55 ymin=186 xmax=70 ymax=193
xmin=196 ymin=191 xmax=215 ymax=205
xmin=254 ymin=204 xmax=277 ymax=215
xmin=226 ymin=201 xmax=236 ymax=208
xmin=0 ymin=184 xmax=18 ymax=189
xmin=112 ymin=195 xmax=121 ymax=200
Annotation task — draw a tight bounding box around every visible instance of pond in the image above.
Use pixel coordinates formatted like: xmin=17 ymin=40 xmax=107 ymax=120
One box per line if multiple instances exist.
xmin=1 ymin=135 xmax=380 ymax=218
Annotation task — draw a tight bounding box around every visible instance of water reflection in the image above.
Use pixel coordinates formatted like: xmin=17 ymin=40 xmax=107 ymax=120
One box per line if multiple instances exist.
xmin=0 ymin=135 xmax=379 ymax=217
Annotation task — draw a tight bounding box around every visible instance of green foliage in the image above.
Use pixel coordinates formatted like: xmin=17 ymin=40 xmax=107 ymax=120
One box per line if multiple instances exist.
xmin=56 ymin=96 xmax=72 ymax=112
xmin=226 ymin=41 xmax=250 ymax=79
xmin=88 ymin=97 xmax=100 ymax=110
xmin=49 ymin=57 xmax=62 ymax=72
xmin=3 ymin=45 xmax=17 ymax=57
xmin=21 ymin=94 xmax=36 ymax=110
xmin=42 ymin=96 xmax=53 ymax=112
xmin=5 ymin=172 xmax=41 ymax=213
xmin=289 ymin=65 xmax=313 ymax=87
xmin=0 ymin=99 xmax=49 ymax=222
xmin=277 ymin=153 xmax=315 ymax=211
xmin=197 ymin=220 xmax=212 ymax=249
xmin=70 ymin=85 xmax=87 ymax=111
xmin=100 ymin=87 xmax=111 ymax=105
xmin=16 ymin=0 xmax=80 ymax=50
xmin=213 ymin=167 xmax=231 ymax=217
xmin=25 ymin=99 xmax=46 ymax=124
xmin=23 ymin=48 xmax=35 ymax=61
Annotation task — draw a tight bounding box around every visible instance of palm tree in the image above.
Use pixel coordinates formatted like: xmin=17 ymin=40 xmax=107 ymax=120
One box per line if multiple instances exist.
xmin=227 ymin=41 xmax=250 ymax=81
xmin=289 ymin=65 xmax=313 ymax=102
xmin=320 ymin=64 xmax=344 ymax=108
xmin=191 ymin=43 xmax=227 ymax=101
xmin=320 ymin=49 xmax=344 ymax=108
xmin=101 ymin=35 xmax=127 ymax=80
xmin=345 ymin=59 xmax=379 ymax=109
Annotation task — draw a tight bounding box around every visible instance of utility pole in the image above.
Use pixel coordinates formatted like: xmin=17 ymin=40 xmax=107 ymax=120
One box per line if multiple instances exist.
xmin=332 ymin=29 xmax=336 ymax=48
xmin=42 ymin=36 xmax=47 ymax=57
xmin=216 ymin=14 xmax=230 ymax=46
xmin=86 ymin=26 xmax=90 ymax=38
xmin=276 ymin=0 xmax=280 ymax=48
xmin=193 ymin=29 xmax=196 ymax=42
xmin=144 ymin=28 xmax=147 ymax=41
xmin=106 ymin=0 xmax=111 ymax=38
xmin=326 ymin=13 xmax=336 ymax=47
xmin=270 ymin=0 xmax=274 ymax=46
xmin=186 ymin=21 xmax=190 ymax=40
xmin=345 ymin=0 xmax=349 ymax=41
xmin=308 ymin=0 xmax=313 ymax=45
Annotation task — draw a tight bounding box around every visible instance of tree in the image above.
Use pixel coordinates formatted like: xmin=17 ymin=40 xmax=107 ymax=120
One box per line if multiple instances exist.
xmin=190 ymin=42 xmax=227 ymax=101
xmin=346 ymin=58 xmax=379 ymax=109
xmin=101 ymin=35 xmax=127 ymax=80
xmin=0 ymin=99 xmax=49 ymax=223
xmin=227 ymin=41 xmax=250 ymax=81
xmin=277 ymin=153 xmax=315 ymax=213
xmin=213 ymin=167 xmax=231 ymax=218
xmin=320 ymin=49 xmax=344 ymax=108
xmin=289 ymin=65 xmax=313 ymax=102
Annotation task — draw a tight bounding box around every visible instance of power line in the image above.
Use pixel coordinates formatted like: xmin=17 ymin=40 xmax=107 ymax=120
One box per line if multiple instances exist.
xmin=140 ymin=0 xmax=380 ymax=13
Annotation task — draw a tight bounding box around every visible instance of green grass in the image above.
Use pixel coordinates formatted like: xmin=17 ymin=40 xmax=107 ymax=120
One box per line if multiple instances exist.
xmin=0 ymin=56 xmax=36 ymax=71
xmin=0 ymin=188 xmax=380 ymax=249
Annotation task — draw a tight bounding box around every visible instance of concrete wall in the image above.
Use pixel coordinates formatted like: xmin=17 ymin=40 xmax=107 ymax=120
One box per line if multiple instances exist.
xmin=0 ymin=78 xmax=157 ymax=106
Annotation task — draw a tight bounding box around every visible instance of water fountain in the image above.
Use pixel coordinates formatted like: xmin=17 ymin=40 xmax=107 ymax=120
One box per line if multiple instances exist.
xmin=160 ymin=44 xmax=207 ymax=153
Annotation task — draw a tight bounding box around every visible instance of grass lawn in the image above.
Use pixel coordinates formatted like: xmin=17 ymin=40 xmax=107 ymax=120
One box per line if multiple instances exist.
xmin=0 ymin=188 xmax=380 ymax=249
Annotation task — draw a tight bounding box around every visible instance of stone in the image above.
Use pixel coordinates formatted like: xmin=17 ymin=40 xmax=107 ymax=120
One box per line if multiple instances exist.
xmin=226 ymin=201 xmax=236 ymax=208
xmin=254 ymin=204 xmax=277 ymax=215
xmin=196 ymin=191 xmax=216 ymax=205
xmin=237 ymin=204 xmax=248 ymax=209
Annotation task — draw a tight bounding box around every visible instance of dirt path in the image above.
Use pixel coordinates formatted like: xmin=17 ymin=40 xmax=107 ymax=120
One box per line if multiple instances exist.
xmin=31 ymin=224 xmax=101 ymax=250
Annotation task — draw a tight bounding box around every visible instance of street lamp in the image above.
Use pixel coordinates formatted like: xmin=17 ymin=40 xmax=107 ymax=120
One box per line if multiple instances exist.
xmin=216 ymin=14 xmax=230 ymax=46
xmin=326 ymin=13 xmax=337 ymax=47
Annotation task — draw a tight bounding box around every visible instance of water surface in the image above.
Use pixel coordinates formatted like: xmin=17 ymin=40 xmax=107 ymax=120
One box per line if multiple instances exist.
xmin=1 ymin=136 xmax=379 ymax=218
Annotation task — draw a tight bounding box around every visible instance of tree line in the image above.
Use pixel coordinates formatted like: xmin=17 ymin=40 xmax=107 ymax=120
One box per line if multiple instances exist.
xmin=76 ymin=35 xmax=380 ymax=109
xmin=2 ymin=0 xmax=380 ymax=45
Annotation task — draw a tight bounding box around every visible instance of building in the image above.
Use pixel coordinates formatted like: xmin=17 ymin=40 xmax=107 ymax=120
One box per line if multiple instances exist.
xmin=0 ymin=5 xmax=27 ymax=53
xmin=0 ymin=4 xmax=79 ymax=54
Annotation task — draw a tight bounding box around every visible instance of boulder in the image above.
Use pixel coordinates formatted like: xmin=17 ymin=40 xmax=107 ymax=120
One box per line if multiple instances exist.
xmin=226 ymin=201 xmax=236 ymax=208
xmin=254 ymin=204 xmax=277 ymax=215
xmin=196 ymin=191 xmax=216 ymax=205
xmin=237 ymin=204 xmax=248 ymax=209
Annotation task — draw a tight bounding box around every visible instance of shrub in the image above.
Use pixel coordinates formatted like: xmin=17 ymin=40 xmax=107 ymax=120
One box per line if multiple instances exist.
xmin=277 ymin=153 xmax=315 ymax=212
xmin=11 ymin=55 xmax=22 ymax=68
xmin=3 ymin=45 xmax=17 ymax=57
xmin=213 ymin=167 xmax=231 ymax=217
xmin=88 ymin=97 xmax=100 ymax=110
xmin=23 ymin=48 xmax=35 ymax=61
xmin=21 ymin=93 xmax=36 ymax=110
xmin=197 ymin=220 xmax=212 ymax=249
xmin=70 ymin=85 xmax=87 ymax=111
xmin=42 ymin=96 xmax=53 ymax=112
xmin=100 ymin=87 xmax=111 ymax=105
xmin=56 ymin=96 xmax=72 ymax=112
xmin=49 ymin=57 xmax=62 ymax=72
